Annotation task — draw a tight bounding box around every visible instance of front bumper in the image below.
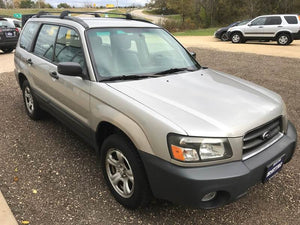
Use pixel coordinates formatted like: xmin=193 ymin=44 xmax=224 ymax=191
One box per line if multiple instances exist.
xmin=214 ymin=31 xmax=221 ymax=39
xmin=140 ymin=121 xmax=297 ymax=208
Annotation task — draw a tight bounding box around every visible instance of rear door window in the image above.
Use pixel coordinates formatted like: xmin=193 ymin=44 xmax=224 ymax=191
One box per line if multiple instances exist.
xmin=20 ymin=22 xmax=40 ymax=51
xmin=265 ymin=16 xmax=282 ymax=25
xmin=284 ymin=16 xmax=298 ymax=24
xmin=34 ymin=24 xmax=59 ymax=61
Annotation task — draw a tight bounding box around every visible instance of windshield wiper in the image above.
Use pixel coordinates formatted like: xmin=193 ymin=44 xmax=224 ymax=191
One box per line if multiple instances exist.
xmin=154 ymin=67 xmax=196 ymax=75
xmin=100 ymin=74 xmax=160 ymax=82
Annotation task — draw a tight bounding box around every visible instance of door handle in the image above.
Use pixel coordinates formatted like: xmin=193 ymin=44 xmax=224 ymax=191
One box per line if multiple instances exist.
xmin=258 ymin=26 xmax=263 ymax=28
xmin=278 ymin=25 xmax=283 ymax=27
xmin=49 ymin=71 xmax=59 ymax=79
xmin=26 ymin=58 xmax=33 ymax=65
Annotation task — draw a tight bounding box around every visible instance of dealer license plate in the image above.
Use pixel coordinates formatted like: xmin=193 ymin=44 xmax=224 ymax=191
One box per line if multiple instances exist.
xmin=5 ymin=32 xmax=14 ymax=37
xmin=264 ymin=156 xmax=284 ymax=182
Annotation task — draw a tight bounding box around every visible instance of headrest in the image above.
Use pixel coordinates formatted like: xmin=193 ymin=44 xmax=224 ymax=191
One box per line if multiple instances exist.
xmin=111 ymin=34 xmax=131 ymax=50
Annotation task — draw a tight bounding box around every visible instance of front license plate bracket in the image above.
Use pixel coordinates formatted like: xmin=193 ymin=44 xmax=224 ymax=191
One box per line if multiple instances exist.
xmin=263 ymin=155 xmax=285 ymax=183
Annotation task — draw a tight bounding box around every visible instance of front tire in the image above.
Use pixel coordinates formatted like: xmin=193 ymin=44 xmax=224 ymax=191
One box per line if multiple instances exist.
xmin=22 ymin=80 xmax=42 ymax=120
xmin=231 ymin=32 xmax=243 ymax=43
xmin=277 ymin=33 xmax=292 ymax=45
xmin=101 ymin=134 xmax=151 ymax=209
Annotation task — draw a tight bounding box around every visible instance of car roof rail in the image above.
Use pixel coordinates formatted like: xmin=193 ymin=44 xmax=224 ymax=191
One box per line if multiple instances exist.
xmin=59 ymin=10 xmax=133 ymax=19
xmin=30 ymin=10 xmax=153 ymax=28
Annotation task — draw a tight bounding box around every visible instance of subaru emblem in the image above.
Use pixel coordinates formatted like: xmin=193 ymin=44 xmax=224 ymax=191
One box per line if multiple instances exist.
xmin=262 ymin=131 xmax=271 ymax=140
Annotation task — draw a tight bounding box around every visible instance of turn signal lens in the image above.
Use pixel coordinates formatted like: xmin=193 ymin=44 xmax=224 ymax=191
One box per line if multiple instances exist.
xmin=171 ymin=145 xmax=184 ymax=161
xmin=171 ymin=145 xmax=199 ymax=161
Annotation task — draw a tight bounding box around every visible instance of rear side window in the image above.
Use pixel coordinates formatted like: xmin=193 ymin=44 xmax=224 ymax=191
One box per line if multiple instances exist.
xmin=265 ymin=16 xmax=282 ymax=25
xmin=284 ymin=16 xmax=298 ymax=24
xmin=20 ymin=22 xmax=40 ymax=51
xmin=34 ymin=25 xmax=59 ymax=61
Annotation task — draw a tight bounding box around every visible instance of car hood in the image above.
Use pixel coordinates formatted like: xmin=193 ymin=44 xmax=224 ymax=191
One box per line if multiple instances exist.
xmin=107 ymin=69 xmax=283 ymax=137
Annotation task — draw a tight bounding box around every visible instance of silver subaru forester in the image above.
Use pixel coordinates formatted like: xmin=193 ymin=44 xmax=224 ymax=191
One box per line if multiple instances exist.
xmin=14 ymin=11 xmax=297 ymax=209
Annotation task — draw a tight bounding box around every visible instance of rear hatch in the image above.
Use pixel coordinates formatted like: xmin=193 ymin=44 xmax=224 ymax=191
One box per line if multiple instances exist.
xmin=0 ymin=19 xmax=19 ymax=42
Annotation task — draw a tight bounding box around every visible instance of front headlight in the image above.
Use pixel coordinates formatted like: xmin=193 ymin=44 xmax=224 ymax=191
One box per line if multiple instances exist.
xmin=167 ymin=134 xmax=232 ymax=162
xmin=228 ymin=28 xmax=232 ymax=32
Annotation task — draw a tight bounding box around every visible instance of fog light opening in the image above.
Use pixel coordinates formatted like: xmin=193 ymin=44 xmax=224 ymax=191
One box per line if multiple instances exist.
xmin=201 ymin=192 xmax=217 ymax=202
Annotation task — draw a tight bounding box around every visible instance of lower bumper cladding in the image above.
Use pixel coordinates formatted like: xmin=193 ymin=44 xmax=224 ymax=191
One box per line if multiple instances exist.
xmin=140 ymin=121 xmax=297 ymax=208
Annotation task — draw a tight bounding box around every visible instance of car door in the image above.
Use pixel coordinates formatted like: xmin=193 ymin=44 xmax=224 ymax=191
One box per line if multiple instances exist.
xmin=30 ymin=24 xmax=92 ymax=141
xmin=244 ymin=17 xmax=267 ymax=37
xmin=263 ymin=16 xmax=283 ymax=38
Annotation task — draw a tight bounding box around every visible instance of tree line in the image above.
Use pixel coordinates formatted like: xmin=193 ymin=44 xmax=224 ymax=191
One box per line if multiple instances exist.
xmin=0 ymin=0 xmax=80 ymax=9
xmin=148 ymin=0 xmax=300 ymax=28
xmin=0 ymin=0 xmax=53 ymax=8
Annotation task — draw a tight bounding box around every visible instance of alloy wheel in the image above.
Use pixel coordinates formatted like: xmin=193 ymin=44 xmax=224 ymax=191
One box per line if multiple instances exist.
xmin=24 ymin=86 xmax=34 ymax=114
xmin=105 ymin=148 xmax=134 ymax=198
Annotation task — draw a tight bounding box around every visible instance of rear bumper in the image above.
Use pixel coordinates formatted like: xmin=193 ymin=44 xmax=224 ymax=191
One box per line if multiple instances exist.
xmin=140 ymin=121 xmax=297 ymax=208
xmin=0 ymin=39 xmax=18 ymax=48
xmin=292 ymin=31 xmax=300 ymax=40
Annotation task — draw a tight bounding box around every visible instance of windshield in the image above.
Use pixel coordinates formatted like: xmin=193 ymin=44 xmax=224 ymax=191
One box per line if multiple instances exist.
xmin=0 ymin=20 xmax=15 ymax=28
xmin=228 ymin=22 xmax=238 ymax=27
xmin=87 ymin=28 xmax=200 ymax=79
xmin=238 ymin=20 xmax=250 ymax=26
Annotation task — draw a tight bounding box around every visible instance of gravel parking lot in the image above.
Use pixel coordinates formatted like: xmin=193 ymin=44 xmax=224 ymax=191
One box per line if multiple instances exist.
xmin=0 ymin=48 xmax=299 ymax=225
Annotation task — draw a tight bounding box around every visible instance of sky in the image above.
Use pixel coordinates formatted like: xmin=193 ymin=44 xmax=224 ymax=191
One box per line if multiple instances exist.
xmin=46 ymin=0 xmax=150 ymax=7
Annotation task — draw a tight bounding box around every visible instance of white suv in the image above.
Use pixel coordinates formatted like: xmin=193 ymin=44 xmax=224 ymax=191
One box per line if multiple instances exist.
xmin=228 ymin=14 xmax=300 ymax=45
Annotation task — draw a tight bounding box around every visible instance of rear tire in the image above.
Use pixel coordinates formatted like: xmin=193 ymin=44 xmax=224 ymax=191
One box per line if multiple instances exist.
xmin=22 ymin=80 xmax=43 ymax=120
xmin=277 ymin=33 xmax=292 ymax=45
xmin=1 ymin=48 xmax=14 ymax=53
xmin=231 ymin=32 xmax=243 ymax=43
xmin=101 ymin=134 xmax=152 ymax=209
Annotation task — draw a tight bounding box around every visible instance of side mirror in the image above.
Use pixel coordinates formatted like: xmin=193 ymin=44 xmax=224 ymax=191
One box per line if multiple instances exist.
xmin=190 ymin=52 xmax=196 ymax=59
xmin=57 ymin=62 xmax=83 ymax=77
xmin=248 ymin=23 xmax=252 ymax=26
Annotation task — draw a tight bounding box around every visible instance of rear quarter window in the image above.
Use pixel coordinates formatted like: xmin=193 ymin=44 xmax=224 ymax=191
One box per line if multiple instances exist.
xmin=284 ymin=16 xmax=298 ymax=24
xmin=20 ymin=22 xmax=40 ymax=51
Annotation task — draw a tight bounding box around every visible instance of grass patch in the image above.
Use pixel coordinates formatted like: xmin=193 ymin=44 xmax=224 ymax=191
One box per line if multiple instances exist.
xmin=165 ymin=14 xmax=181 ymax=21
xmin=143 ymin=9 xmax=159 ymax=15
xmin=102 ymin=8 xmax=131 ymax=18
xmin=173 ymin=27 xmax=219 ymax=36
xmin=143 ymin=9 xmax=181 ymax=21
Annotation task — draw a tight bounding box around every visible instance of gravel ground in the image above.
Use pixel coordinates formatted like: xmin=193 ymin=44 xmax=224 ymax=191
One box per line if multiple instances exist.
xmin=0 ymin=48 xmax=299 ymax=225
xmin=0 ymin=52 xmax=14 ymax=73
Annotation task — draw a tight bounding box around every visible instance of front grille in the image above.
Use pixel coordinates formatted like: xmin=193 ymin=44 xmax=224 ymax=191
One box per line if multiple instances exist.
xmin=243 ymin=117 xmax=282 ymax=155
